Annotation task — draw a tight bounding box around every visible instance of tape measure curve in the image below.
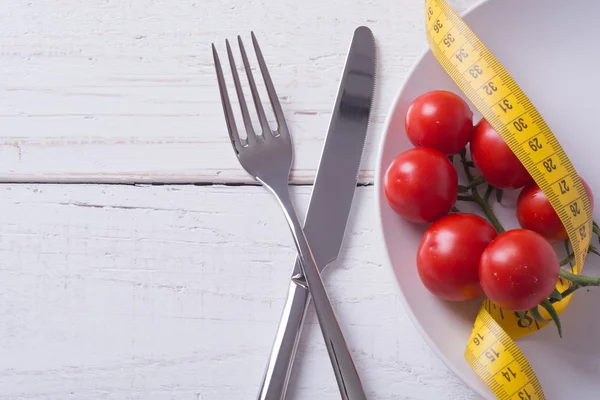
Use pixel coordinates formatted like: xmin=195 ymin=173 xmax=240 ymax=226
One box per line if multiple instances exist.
xmin=424 ymin=0 xmax=593 ymax=398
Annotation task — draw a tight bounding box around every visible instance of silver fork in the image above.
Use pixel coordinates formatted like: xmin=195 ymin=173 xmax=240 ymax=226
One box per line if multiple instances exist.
xmin=212 ymin=33 xmax=367 ymax=400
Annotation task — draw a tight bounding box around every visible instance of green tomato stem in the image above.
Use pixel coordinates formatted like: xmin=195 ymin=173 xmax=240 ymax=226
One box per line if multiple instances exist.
xmin=529 ymin=305 xmax=551 ymax=323
xmin=548 ymin=288 xmax=563 ymax=302
xmin=564 ymin=240 xmax=574 ymax=268
xmin=560 ymin=252 xmax=575 ymax=266
xmin=495 ymin=189 xmax=504 ymax=204
xmin=467 ymin=176 xmax=486 ymax=189
xmin=559 ymin=268 xmax=600 ymax=286
xmin=516 ymin=311 xmax=532 ymax=329
xmin=593 ymin=220 xmax=600 ymax=237
xmin=471 ymin=192 xmax=505 ymax=234
xmin=589 ymin=245 xmax=600 ymax=257
xmin=558 ymin=284 xmax=580 ymax=300
xmin=458 ymin=150 xmax=506 ymax=234
xmin=540 ymin=300 xmax=562 ymax=338
xmin=459 ymin=149 xmax=475 ymax=181
xmin=483 ymin=184 xmax=494 ymax=203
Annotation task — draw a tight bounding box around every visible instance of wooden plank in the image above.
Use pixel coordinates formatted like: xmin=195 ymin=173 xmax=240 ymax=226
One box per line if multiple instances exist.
xmin=0 ymin=184 xmax=478 ymax=399
xmin=0 ymin=0 xmax=476 ymax=184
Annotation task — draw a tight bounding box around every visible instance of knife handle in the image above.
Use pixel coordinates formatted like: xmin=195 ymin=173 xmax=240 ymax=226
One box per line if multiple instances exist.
xmin=257 ymin=262 xmax=310 ymax=400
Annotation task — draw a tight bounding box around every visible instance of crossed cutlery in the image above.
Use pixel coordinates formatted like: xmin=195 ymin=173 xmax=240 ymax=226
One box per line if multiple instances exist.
xmin=212 ymin=28 xmax=376 ymax=400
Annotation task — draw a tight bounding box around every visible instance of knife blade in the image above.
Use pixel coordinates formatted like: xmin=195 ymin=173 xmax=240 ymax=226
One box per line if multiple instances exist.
xmin=257 ymin=26 xmax=376 ymax=400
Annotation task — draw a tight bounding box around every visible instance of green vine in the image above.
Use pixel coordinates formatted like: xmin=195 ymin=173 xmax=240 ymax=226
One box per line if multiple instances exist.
xmin=458 ymin=150 xmax=505 ymax=234
xmin=456 ymin=149 xmax=600 ymax=336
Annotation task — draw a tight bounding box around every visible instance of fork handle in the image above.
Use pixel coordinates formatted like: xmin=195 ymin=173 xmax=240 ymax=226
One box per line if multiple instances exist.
xmin=275 ymin=189 xmax=367 ymax=400
xmin=257 ymin=276 xmax=309 ymax=400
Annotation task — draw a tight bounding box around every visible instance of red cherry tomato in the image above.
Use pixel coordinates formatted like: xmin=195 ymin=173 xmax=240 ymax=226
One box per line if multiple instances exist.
xmin=417 ymin=213 xmax=498 ymax=301
xmin=384 ymin=148 xmax=458 ymax=223
xmin=404 ymin=90 xmax=474 ymax=155
xmin=470 ymin=118 xmax=533 ymax=189
xmin=479 ymin=229 xmax=559 ymax=311
xmin=517 ymin=177 xmax=594 ymax=242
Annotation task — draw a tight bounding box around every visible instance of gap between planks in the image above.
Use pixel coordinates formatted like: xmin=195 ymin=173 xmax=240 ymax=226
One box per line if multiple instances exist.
xmin=0 ymin=181 xmax=376 ymax=187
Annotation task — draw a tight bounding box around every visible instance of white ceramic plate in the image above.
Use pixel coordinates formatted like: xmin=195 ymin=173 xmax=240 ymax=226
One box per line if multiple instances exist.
xmin=375 ymin=1 xmax=600 ymax=399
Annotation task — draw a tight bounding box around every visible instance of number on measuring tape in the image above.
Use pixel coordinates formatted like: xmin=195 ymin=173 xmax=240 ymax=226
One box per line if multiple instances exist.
xmin=542 ymin=157 xmax=556 ymax=173
xmin=482 ymin=81 xmax=498 ymax=96
xmin=502 ymin=367 xmax=517 ymax=382
xmin=513 ymin=118 xmax=528 ymax=132
xmin=484 ymin=347 xmax=500 ymax=363
xmin=456 ymin=48 xmax=469 ymax=63
xmin=528 ymin=137 xmax=542 ymax=151
xmin=469 ymin=64 xmax=483 ymax=78
xmin=580 ymin=225 xmax=587 ymax=240
xmin=443 ymin=33 xmax=455 ymax=47
xmin=515 ymin=312 xmax=534 ymax=329
xmin=499 ymin=99 xmax=513 ymax=113
xmin=517 ymin=388 xmax=533 ymax=400
xmin=571 ymin=201 xmax=581 ymax=217
xmin=559 ymin=179 xmax=570 ymax=194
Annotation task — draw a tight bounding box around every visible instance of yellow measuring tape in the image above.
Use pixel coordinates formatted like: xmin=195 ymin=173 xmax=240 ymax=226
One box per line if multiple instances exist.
xmin=424 ymin=0 xmax=593 ymax=398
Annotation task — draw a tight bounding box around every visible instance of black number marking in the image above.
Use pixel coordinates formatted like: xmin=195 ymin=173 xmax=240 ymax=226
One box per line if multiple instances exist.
xmin=528 ymin=137 xmax=542 ymax=151
xmin=499 ymin=99 xmax=513 ymax=113
xmin=472 ymin=333 xmax=484 ymax=346
xmin=433 ymin=19 xmax=443 ymax=33
xmin=543 ymin=158 xmax=556 ymax=173
xmin=455 ymin=48 xmax=468 ymax=63
xmin=580 ymin=225 xmax=587 ymax=240
xmin=559 ymin=179 xmax=570 ymax=195
xmin=570 ymin=202 xmax=581 ymax=217
xmin=428 ymin=7 xmax=434 ymax=20
xmin=502 ymin=367 xmax=517 ymax=382
xmin=518 ymin=389 xmax=532 ymax=400
xmin=443 ymin=33 xmax=455 ymax=47
xmin=485 ymin=348 xmax=500 ymax=363
xmin=468 ymin=64 xmax=483 ymax=78
xmin=483 ymin=81 xmax=498 ymax=96
xmin=515 ymin=311 xmax=534 ymax=328
xmin=513 ymin=118 xmax=528 ymax=132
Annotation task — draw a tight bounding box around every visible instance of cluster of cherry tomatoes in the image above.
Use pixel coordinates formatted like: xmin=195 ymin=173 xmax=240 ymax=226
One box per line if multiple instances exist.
xmin=384 ymin=90 xmax=595 ymax=313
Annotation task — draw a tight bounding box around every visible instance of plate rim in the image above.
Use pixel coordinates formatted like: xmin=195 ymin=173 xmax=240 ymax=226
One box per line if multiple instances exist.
xmin=373 ymin=0 xmax=494 ymax=398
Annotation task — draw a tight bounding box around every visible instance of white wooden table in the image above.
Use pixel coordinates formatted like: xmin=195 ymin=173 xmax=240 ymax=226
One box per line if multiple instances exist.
xmin=0 ymin=0 xmax=483 ymax=398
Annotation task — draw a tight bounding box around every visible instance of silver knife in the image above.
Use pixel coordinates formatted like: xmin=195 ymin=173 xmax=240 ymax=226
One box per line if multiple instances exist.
xmin=257 ymin=26 xmax=376 ymax=400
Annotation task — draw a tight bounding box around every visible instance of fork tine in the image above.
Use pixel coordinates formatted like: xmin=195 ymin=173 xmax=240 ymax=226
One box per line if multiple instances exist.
xmin=226 ymin=39 xmax=258 ymax=144
xmin=212 ymin=43 xmax=243 ymax=153
xmin=251 ymin=32 xmax=289 ymax=137
xmin=238 ymin=35 xmax=272 ymax=140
